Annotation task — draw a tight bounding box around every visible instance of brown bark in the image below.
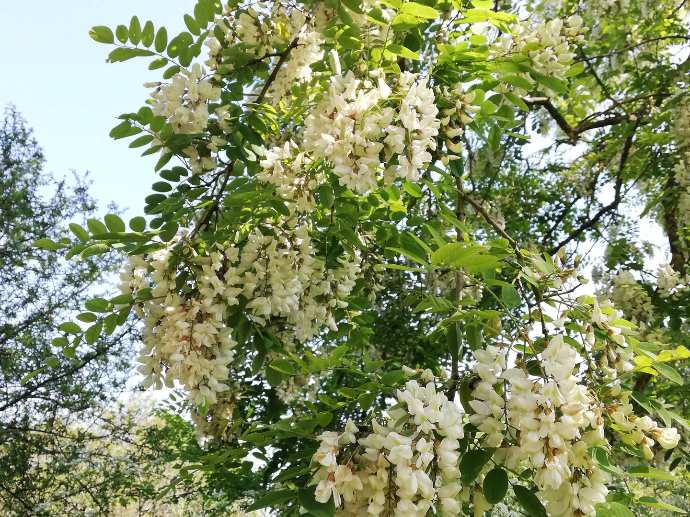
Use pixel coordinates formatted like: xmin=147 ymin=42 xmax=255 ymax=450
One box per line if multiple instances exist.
xmin=662 ymin=171 xmax=688 ymax=272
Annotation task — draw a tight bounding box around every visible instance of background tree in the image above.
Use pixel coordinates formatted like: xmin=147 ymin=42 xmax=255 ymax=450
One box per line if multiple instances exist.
xmin=0 ymin=105 xmax=135 ymax=514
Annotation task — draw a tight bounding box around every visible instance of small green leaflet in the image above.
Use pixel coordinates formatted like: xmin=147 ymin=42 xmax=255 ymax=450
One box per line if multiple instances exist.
xmin=513 ymin=485 xmax=548 ymax=517
xmin=89 ymin=26 xmax=114 ymax=44
xmin=637 ymin=496 xmax=686 ymax=513
xmin=431 ymin=242 xmax=500 ymax=272
xmin=595 ymin=502 xmax=635 ymax=517
xmin=459 ymin=448 xmax=494 ymax=484
xmin=483 ymin=467 xmax=508 ymax=503
xmin=246 ymin=489 xmax=296 ymax=511
xmin=400 ymin=2 xmax=439 ymax=19
xmin=627 ymin=465 xmax=676 ymax=481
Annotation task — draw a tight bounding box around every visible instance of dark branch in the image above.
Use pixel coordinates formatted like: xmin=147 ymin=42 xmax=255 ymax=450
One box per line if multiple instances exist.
xmin=548 ymin=122 xmax=638 ymax=254
xmin=523 ymin=96 xmax=629 ymax=143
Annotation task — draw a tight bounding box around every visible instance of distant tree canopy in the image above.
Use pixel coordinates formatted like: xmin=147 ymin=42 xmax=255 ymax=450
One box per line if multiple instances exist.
xmin=0 ymin=104 xmax=131 ymax=512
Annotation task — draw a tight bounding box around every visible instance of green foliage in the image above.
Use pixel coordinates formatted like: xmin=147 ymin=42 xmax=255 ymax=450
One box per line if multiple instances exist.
xmin=18 ymin=0 xmax=690 ymax=513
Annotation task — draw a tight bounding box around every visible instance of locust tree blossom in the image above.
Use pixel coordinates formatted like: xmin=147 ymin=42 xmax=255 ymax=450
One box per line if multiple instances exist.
xmin=119 ymin=223 xmax=363 ymax=405
xmin=312 ymin=376 xmax=464 ymax=516
xmin=466 ymin=300 xmax=680 ymax=517
xmin=496 ymin=15 xmax=584 ymax=85
xmin=267 ymin=28 xmax=324 ymax=101
xmin=302 ymin=70 xmax=439 ymax=194
xmin=73 ymin=1 xmax=690 ymax=514
xmin=148 ymin=63 xmax=220 ymax=134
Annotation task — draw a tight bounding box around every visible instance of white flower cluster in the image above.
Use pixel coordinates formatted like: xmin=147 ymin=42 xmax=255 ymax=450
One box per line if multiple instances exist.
xmin=675 ymin=102 xmax=690 ymax=146
xmin=468 ymin=299 xmax=681 ymax=515
xmin=587 ymin=301 xmax=681 ymax=457
xmin=230 ymin=224 xmax=361 ymax=342
xmin=180 ymin=133 xmax=227 ymax=175
xmin=672 ymin=103 xmax=690 ymax=248
xmin=120 ymin=249 xmax=237 ymax=407
xmin=673 ymin=158 xmax=690 ymax=248
xmin=589 ymin=0 xmax=626 ymax=13
xmin=312 ymin=378 xmax=465 ymax=516
xmin=120 ymin=224 xmax=362 ymax=405
xmin=468 ymin=345 xmax=507 ymax=448
xmin=608 ymin=271 xmax=654 ymax=323
xmin=204 ymin=1 xmax=331 ymax=103
xmin=437 ymin=84 xmax=479 ymax=158
xmin=301 ymin=70 xmax=439 ymax=194
xmin=267 ymin=28 xmax=324 ymax=101
xmin=236 ymin=8 xmax=273 ymax=53
xmin=657 ymin=263 xmax=687 ymax=298
xmin=191 ymin=386 xmax=238 ymax=441
xmin=588 ymin=299 xmax=635 ymax=381
xmin=470 ymin=337 xmax=609 ymax=516
xmin=148 ymin=63 xmax=221 ymax=134
xmin=597 ymin=301 xmax=681 ymax=453
xmin=429 ymin=269 xmax=484 ymax=302
xmin=507 ymin=16 xmax=584 ymax=83
xmin=273 ymin=370 xmax=321 ymax=404
xmin=257 ymin=140 xmax=321 ymax=212
xmin=609 ymin=395 xmax=680 ymax=458
xmin=206 ymin=2 xmax=309 ymax=65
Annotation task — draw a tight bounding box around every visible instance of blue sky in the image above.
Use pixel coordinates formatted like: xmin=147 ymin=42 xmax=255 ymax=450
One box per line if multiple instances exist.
xmin=0 ymin=0 xmax=192 ymax=217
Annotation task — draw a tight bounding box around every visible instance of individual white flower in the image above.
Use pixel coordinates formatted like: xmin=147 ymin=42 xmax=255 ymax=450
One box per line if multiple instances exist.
xmin=387 ymin=440 xmax=414 ymax=466
xmin=340 ymin=419 xmax=359 ymax=445
xmin=315 ymin=477 xmax=340 ymax=505
xmin=653 ymin=427 xmax=680 ymax=449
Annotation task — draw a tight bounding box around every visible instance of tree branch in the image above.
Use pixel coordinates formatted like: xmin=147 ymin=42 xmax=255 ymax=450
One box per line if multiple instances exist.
xmin=0 ymin=330 xmax=130 ymax=414
xmin=187 ymin=164 xmax=233 ymax=241
xmin=255 ymin=34 xmax=302 ymax=105
xmin=577 ymin=35 xmax=690 ymax=62
xmin=548 ymin=122 xmax=638 ymax=254
xmin=523 ymin=96 xmax=629 ymax=143
xmin=459 ymin=193 xmax=520 ymax=254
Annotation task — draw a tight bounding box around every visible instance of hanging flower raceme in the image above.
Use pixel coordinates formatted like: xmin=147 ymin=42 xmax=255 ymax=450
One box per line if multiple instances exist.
xmin=311 ymin=376 xmax=464 ymax=516
xmin=436 ymin=83 xmax=479 ymax=159
xmin=205 ymin=2 xmax=310 ymax=67
xmin=657 ymin=263 xmax=687 ymax=298
xmin=256 ymin=68 xmax=440 ymax=201
xmin=468 ymin=338 xmax=609 ymax=516
xmin=147 ymin=63 xmax=221 ymax=134
xmin=257 ymin=140 xmax=322 ymax=212
xmin=672 ymin=104 xmax=690 ymax=253
xmin=605 ymin=271 xmax=655 ymax=323
xmin=299 ymin=69 xmax=439 ymax=194
xmin=203 ymin=0 xmax=332 ymax=104
xmin=230 ymin=223 xmax=362 ymax=343
xmin=495 ymin=15 xmax=584 ymax=86
xmin=119 ymin=222 xmax=363 ymax=406
xmin=120 ymin=247 xmax=237 ymax=407
xmin=464 ymin=297 xmax=682 ymax=517
xmin=267 ymin=28 xmax=324 ymax=101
